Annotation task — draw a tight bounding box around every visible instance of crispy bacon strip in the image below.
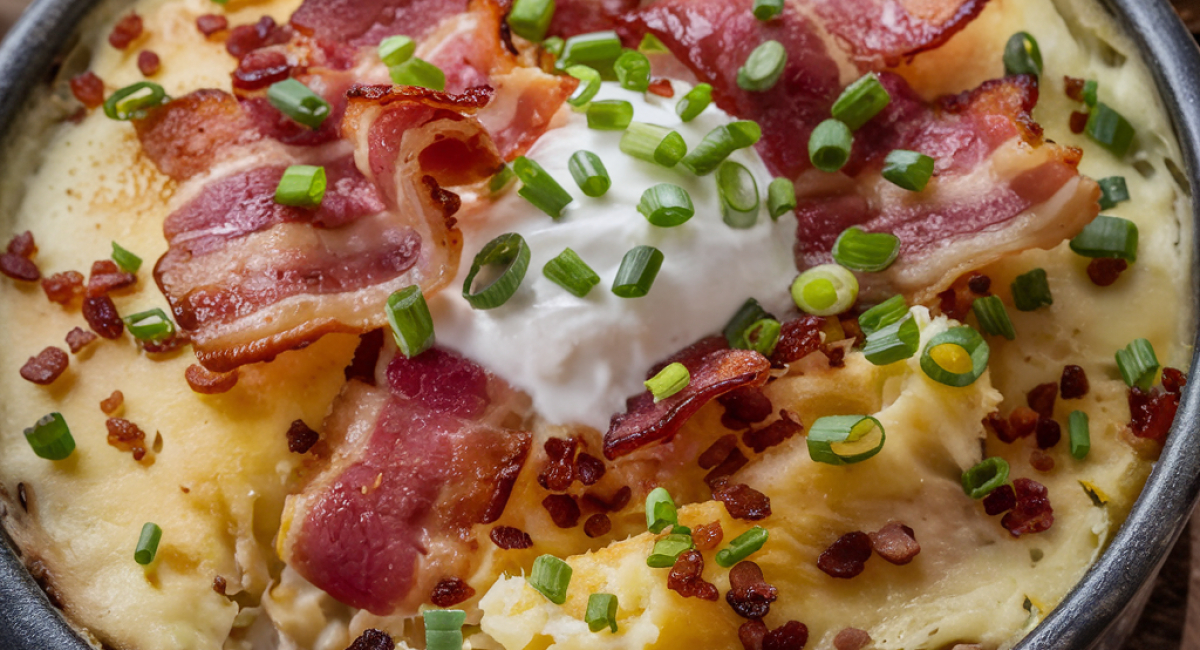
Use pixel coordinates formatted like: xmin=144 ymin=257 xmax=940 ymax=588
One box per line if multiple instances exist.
xmin=290 ymin=0 xmax=468 ymax=48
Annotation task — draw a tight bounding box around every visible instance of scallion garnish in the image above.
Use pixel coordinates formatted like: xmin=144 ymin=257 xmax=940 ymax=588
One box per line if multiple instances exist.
xmin=645 ymin=362 xmax=690 ymax=402
xmin=615 ymin=50 xmax=651 ymax=92
xmin=831 ymin=226 xmax=899 ymax=272
xmin=385 ymin=285 xmax=435 ymax=358
xmin=612 ymin=246 xmax=664 ymax=298
xmin=752 ymin=0 xmax=783 ymax=20
xmin=566 ymin=65 xmax=602 ymax=107
xmin=274 ymin=165 xmax=327 ymax=207
xmin=790 ymin=264 xmax=859 ymax=316
xmin=1097 ymin=176 xmax=1129 ymax=210
xmin=507 ymin=0 xmax=555 ymax=42
xmin=103 ymin=81 xmax=168 ymax=121
xmin=766 ymin=178 xmax=796 ymax=221
xmin=24 ymin=413 xmax=74 ymax=461
xmin=513 ymin=156 xmax=573 ymax=218
xmin=680 ymin=126 xmax=736 ymax=176
xmin=489 ymin=165 xmax=515 ymax=194
xmin=1069 ymin=215 xmax=1138 ymax=261
xmin=737 ymin=40 xmax=787 ymax=92
xmin=638 ymin=184 xmax=694 ymax=227
xmin=462 ymin=233 xmax=531 ymax=310
xmin=1083 ymin=79 xmax=1099 ymax=107
xmin=808 ymin=119 xmax=853 ymax=173
xmin=1086 ymin=103 xmax=1136 ymax=158
xmin=646 ymin=533 xmax=694 ymax=568
xmin=389 ymin=57 xmax=446 ymax=91
xmin=807 ymin=415 xmax=886 ymax=465
xmin=543 ymin=248 xmax=600 ymax=297
xmin=378 ymin=35 xmax=415 ymax=67
xmin=728 ymin=120 xmax=762 ymax=148
xmin=1069 ymin=411 xmax=1090 ymax=459
xmin=568 ymin=150 xmax=611 ymax=197
xmin=743 ymin=318 xmax=781 ymax=357
xmin=134 ymin=522 xmax=162 ymax=565
xmin=111 ymin=242 xmax=142 ymax=273
xmin=676 ymin=83 xmax=713 ymax=122
xmin=557 ymin=30 xmax=623 ymax=71
xmin=620 ymin=123 xmax=687 ymax=167
xmin=1003 ymin=32 xmax=1042 ymax=76
xmin=586 ymin=99 xmax=634 ymax=131
xmin=858 ymin=295 xmax=907 ymax=336
xmin=586 ymin=593 xmax=619 ymax=633
xmin=638 ymin=33 xmax=668 ymax=53
xmin=972 ymin=295 xmax=1016 ymax=341
xmin=831 ymin=73 xmax=891 ymax=131
xmin=123 ymin=308 xmax=176 ymax=342
xmin=961 ymin=457 xmax=1009 ymax=499
xmin=424 ymin=610 xmax=467 ymax=650
xmin=920 ymin=326 xmax=990 ymax=387
xmin=723 ymin=298 xmax=774 ymax=349
xmin=882 ymin=149 xmax=935 ymax=192
xmin=645 ymin=487 xmax=678 ymax=533
xmin=716 ymin=160 xmax=760 ymax=228
xmin=542 ymin=36 xmax=565 ymax=57
xmin=267 ymin=79 xmax=331 ymax=129
xmin=862 ymin=314 xmax=919 ymax=366
xmin=715 ymin=526 xmax=768 ymax=568
xmin=1116 ymin=338 xmax=1159 ymax=390
xmin=1011 ymin=268 xmax=1053 ymax=311
xmin=528 ymin=555 xmax=572 ymax=604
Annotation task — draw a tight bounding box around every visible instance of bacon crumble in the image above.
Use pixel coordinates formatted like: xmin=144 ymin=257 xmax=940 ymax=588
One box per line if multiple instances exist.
xmin=538 ymin=437 xmax=577 ymax=491
xmin=196 ymin=14 xmax=228 ymax=36
xmin=1069 ymin=110 xmax=1089 ymax=134
xmin=82 ymin=295 xmax=125 ymax=339
xmin=712 ymin=479 xmax=771 ymax=520
xmin=0 ymin=253 xmax=39 ymax=281
xmin=42 ymin=271 xmax=85 ymax=305
xmin=700 ymin=435 xmax=740 ymax=469
xmin=100 ymin=390 xmax=125 ymax=415
xmin=743 ymin=410 xmax=802 ymax=453
xmin=184 ymin=364 xmax=239 ymax=394
xmin=225 ymin=16 xmax=279 ymax=59
xmin=489 ymin=525 xmax=533 ymax=550
xmin=718 ymin=386 xmax=773 ymax=429
xmin=87 ymin=260 xmax=136 ymax=297
xmin=346 ymin=629 xmax=394 ymax=650
xmin=108 ymin=13 xmax=144 ymax=50
xmin=1087 ymin=258 xmax=1128 ymax=286
xmin=1026 ymin=382 xmax=1057 ymax=419
xmin=344 ymin=330 xmax=384 ymax=386
xmin=1064 ymin=76 xmax=1086 ymax=102
xmin=542 ymin=494 xmax=581 ymax=528
xmin=667 ymin=550 xmax=718 ymax=601
xmin=1060 ymin=365 xmax=1090 ymax=399
xmin=693 ymin=521 xmax=724 ymax=550
xmin=212 ymin=575 xmax=227 ymax=595
xmin=982 ymin=484 xmax=1016 ymax=515
xmin=70 ymin=72 xmax=106 ymax=108
xmin=584 ymin=485 xmax=632 ymax=513
xmin=1030 ymin=449 xmax=1055 ymax=472
xmin=868 ymin=522 xmax=920 ymax=565
xmin=430 ymin=576 xmax=476 ymax=607
xmin=575 ymin=453 xmax=606 ymax=486
xmin=1035 ymin=417 xmax=1061 ymax=449
xmin=138 ymin=50 xmax=161 ymax=76
xmin=106 ymin=417 xmax=148 ymax=461
xmin=834 ymin=628 xmax=871 ymax=650
xmin=286 ymin=420 xmax=320 ymax=454
xmin=647 ymin=78 xmax=675 ymax=98
xmin=817 ymin=531 xmax=872 ymax=578
xmin=1000 ymin=478 xmax=1054 ymax=536
xmin=966 ymin=272 xmax=991 ymax=295
xmin=770 ymin=316 xmax=824 ymax=365
xmin=65 ymin=327 xmax=98 ymax=353
xmin=584 ymin=513 xmax=611 ymax=538
xmin=726 ymin=561 xmax=778 ymax=619
xmin=20 ymin=347 xmax=68 ymax=385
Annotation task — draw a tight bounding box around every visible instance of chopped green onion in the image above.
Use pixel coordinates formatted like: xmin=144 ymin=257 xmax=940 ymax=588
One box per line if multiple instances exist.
xmin=646 ymin=533 xmax=694 ymax=568
xmin=737 ymin=40 xmax=787 ymax=92
xmin=490 ymin=165 xmax=515 ymax=194
xmin=274 ymin=165 xmax=326 ymax=207
xmin=528 ymin=555 xmax=572 ymax=604
xmin=378 ymin=35 xmax=415 ymax=66
xmin=723 ymin=298 xmax=775 ymax=349
xmin=103 ymin=81 xmax=168 ymax=121
xmin=882 ymin=149 xmax=935 ymax=192
xmin=831 ymin=73 xmax=891 ymax=131
xmin=615 ymin=50 xmax=651 ymax=92
xmin=568 ymin=150 xmax=611 ymax=197
xmin=424 ymin=609 xmax=467 ymax=631
xmin=586 ymin=593 xmax=619 ymax=633
xmin=1010 ymin=268 xmax=1053 ymax=311
xmin=862 ymin=314 xmax=919 ymax=366
xmin=715 ymin=526 xmax=768 ymax=568
xmin=24 ymin=413 xmax=74 ymax=461
xmin=1003 ymin=32 xmax=1042 ymax=76
xmin=645 ymin=362 xmax=690 ymax=402
xmin=680 ymin=126 xmax=736 ymax=176
xmin=638 ymin=184 xmax=694 ymax=227
xmin=742 ymin=318 xmax=781 ymax=357
xmin=767 ymin=178 xmax=796 ymax=220
xmin=716 ymin=160 xmax=760 ymax=228
xmin=587 ymin=100 xmax=634 ymax=130
xmin=645 ymin=487 xmax=678 ymax=533
xmin=920 ymin=326 xmax=990 ymax=387
xmin=790 ymin=264 xmax=859 ymax=316
xmin=612 ymin=246 xmax=664 ymax=298
xmin=513 ymin=156 xmax=573 ymax=218
xmin=134 ymin=522 xmax=162 ymax=565
xmin=462 ymin=233 xmax=531 ymax=309
xmin=752 ymin=0 xmax=783 ymax=20
xmin=620 ymin=123 xmax=688 ymax=167
xmin=507 ymin=0 xmax=555 ymax=42
xmin=972 ymin=296 xmax=1016 ymax=341
xmin=1097 ymin=176 xmax=1130 ymax=210
xmin=1086 ymin=103 xmax=1136 ymax=158
xmin=389 ymin=57 xmax=446 ymax=91
xmin=1083 ymin=80 xmax=1099 ymax=107
xmin=267 ymin=79 xmax=331 ymax=129
xmin=425 ymin=631 xmax=462 ymax=650
xmin=728 ymin=121 xmax=762 ymax=148
xmin=961 ymin=457 xmax=1009 ymax=499
xmin=1069 ymin=411 xmax=1090 ymax=459
xmin=1069 ymin=215 xmax=1138 ymax=261
xmin=831 ymin=226 xmax=899 ymax=272
xmin=542 ymin=36 xmax=565 ymax=57
xmin=111 ymin=242 xmax=143 ymax=273
xmin=386 ymin=285 xmax=435 ymax=358
xmin=638 ymin=33 xmax=668 ymax=53
xmin=808 ymin=119 xmax=853 ymax=173
xmin=543 ymin=248 xmax=600 ymax=297
xmin=565 ymin=65 xmax=602 ymax=107
xmin=1116 ymin=338 xmax=1159 ymax=390
xmin=123 ymin=308 xmax=176 ymax=342
xmin=676 ymin=83 xmax=713 ymax=122
xmin=807 ymin=415 xmax=886 ymax=465
xmin=558 ymin=30 xmax=623 ymax=71
xmin=670 ymin=525 xmax=692 ymax=536
xmin=858 ymin=295 xmax=908 ymax=336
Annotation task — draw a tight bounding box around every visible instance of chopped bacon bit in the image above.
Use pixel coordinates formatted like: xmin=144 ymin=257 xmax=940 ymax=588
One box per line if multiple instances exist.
xmin=1070 ymin=111 xmax=1089 ymax=134
xmin=0 ymin=253 xmax=40 ymax=281
xmin=869 ymin=522 xmax=920 ymax=565
xmin=1009 ymin=407 xmax=1039 ymax=440
xmin=106 ymin=417 xmax=147 ymax=460
xmin=108 ymin=13 xmax=143 ymax=50
xmin=667 ymin=550 xmax=719 ymax=601
xmin=1001 ymin=478 xmax=1054 ymax=536
xmin=1030 ymin=449 xmax=1055 ymax=472
xmin=196 ymin=14 xmax=228 ymax=37
xmin=184 ymin=364 xmax=239 ymax=394
xmin=538 ymin=437 xmax=577 ymax=491
xmin=584 ymin=513 xmax=611 ymax=538
xmin=647 ymin=78 xmax=675 ymax=97
xmin=489 ymin=525 xmax=533 ymax=550
xmin=1035 ymin=417 xmax=1061 ymax=449
xmin=430 ymin=576 xmax=476 ymax=607
xmin=140 ymin=331 xmax=191 ymax=354
xmin=286 ymin=419 xmax=320 ymax=454
xmin=984 ymin=412 xmax=1015 ymax=443
xmin=100 ymin=390 xmax=124 ymax=415
xmin=712 ymin=479 xmax=771 ymax=520
xmin=743 ymin=410 xmax=802 ymax=453
xmin=87 ymin=260 xmax=136 ymax=297
xmin=1128 ymin=385 xmax=1180 ymax=444
xmin=584 ymin=485 xmax=632 ymax=513
xmin=763 ymin=621 xmax=809 ymax=650
xmin=346 ymin=629 xmax=395 ymax=650
xmin=693 ymin=521 xmax=724 ymax=550
xmin=68 ymin=71 xmax=105 ymax=108
xmin=41 ymin=271 xmax=85 ymax=305
xmin=966 ymin=272 xmax=991 ymax=295
xmin=137 ymin=50 xmax=161 ymax=76
xmin=1064 ymin=76 xmax=1086 ymax=102
xmin=233 ymin=49 xmax=292 ymax=91
xmin=65 ymin=327 xmax=98 ymax=353
xmin=817 ymin=531 xmax=872 ymax=578
xmin=7 ymin=231 xmax=35 ymax=257
xmin=704 ymin=448 xmax=749 ymax=488
xmin=1163 ymin=367 xmax=1188 ymax=396
xmin=937 ymin=286 xmax=970 ymax=321
xmin=718 ymin=386 xmax=773 ymax=428
xmin=1060 ymin=365 xmax=1090 ymax=399
xmin=983 ymin=483 xmax=1016 ymax=515
xmin=542 ymin=494 xmax=580 ymax=528
xmin=1027 ymin=382 xmax=1057 ymax=418
xmin=575 ymin=453 xmax=606 ymax=486
xmin=699 ymin=434 xmax=740 ymax=470
xmin=212 ymin=575 xmax=227 ymax=595
xmin=834 ymin=628 xmax=871 ymax=650
xmin=739 ymin=620 xmax=768 ymax=650
xmin=770 ymin=315 xmax=824 ymax=364
xmin=726 ymin=561 xmax=778 ymax=619
xmin=344 ymin=329 xmax=384 ymax=386
xmin=225 ymin=16 xmax=278 ymax=59
xmin=823 ymin=344 xmax=846 ymax=368
xmin=20 ymin=347 xmax=68 ymax=385
xmin=1087 ymin=257 xmax=1128 ymax=286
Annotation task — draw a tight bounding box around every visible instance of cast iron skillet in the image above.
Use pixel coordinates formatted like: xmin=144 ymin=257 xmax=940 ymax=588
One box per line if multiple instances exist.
xmin=0 ymin=0 xmax=1198 ymax=648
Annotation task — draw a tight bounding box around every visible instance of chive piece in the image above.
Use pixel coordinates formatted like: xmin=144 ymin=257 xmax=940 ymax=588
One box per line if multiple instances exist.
xmin=717 ymin=160 xmax=760 ymax=228
xmin=568 ymin=150 xmax=611 ymax=197
xmin=513 ymin=156 xmax=573 ymax=217
xmin=425 ymin=631 xmax=462 ymax=650
xmin=807 ymin=415 xmax=886 ymax=465
xmin=528 ymin=555 xmax=572 ymax=604
xmin=489 ymin=165 xmax=515 ymax=194
xmin=767 ymin=178 xmax=796 ymax=220
xmin=752 ymin=0 xmax=783 ymax=20
xmin=424 ymin=609 xmax=467 ymax=631
xmin=1083 ymin=80 xmax=1099 ymax=107
xmin=737 ymin=40 xmax=787 ymax=92
xmin=920 ymin=326 xmax=990 ymax=387
xmin=790 ymin=264 xmax=859 ymax=316
xmin=882 ymin=149 xmax=935 ymax=192
xmin=566 ymin=65 xmax=602 ymax=107
xmin=378 ymin=35 xmax=415 ymax=67
xmin=134 ymin=522 xmax=162 ymax=565
xmin=809 ymin=119 xmax=853 ymax=173
xmin=676 ymin=83 xmax=713 ymax=122
xmin=646 ymin=533 xmax=694 ymax=568
xmin=586 ymin=594 xmax=619 ymax=633
xmin=638 ymin=184 xmax=695 ymax=227
xmin=123 ymin=308 xmax=176 ymax=342
xmin=728 ymin=121 xmax=762 ymax=148
xmin=1069 ymin=411 xmax=1091 ymax=459
xmin=543 ymin=248 xmax=600 ymax=297
xmin=645 ymin=362 xmax=690 ymax=402
xmin=558 ymin=30 xmax=623 ymax=71
xmin=1011 ymin=268 xmax=1053 ymax=311
xmin=389 ymin=57 xmax=446 ymax=90
xmin=586 ymin=99 xmax=634 ymax=130
xmin=620 ymin=123 xmax=687 ymax=167
xmin=831 ymin=226 xmax=899 ymax=272
xmin=613 ymin=246 xmax=664 ymax=298
xmin=542 ymin=36 xmax=565 ymax=57
xmin=862 ymin=314 xmax=919 ymax=366
xmin=972 ymin=296 xmax=1016 ymax=341
xmin=831 ymin=73 xmax=891 ymax=131
xmin=1003 ymin=32 xmax=1042 ymax=76
xmin=1116 ymin=338 xmax=1159 ymax=390
xmin=858 ymin=295 xmax=908 ymax=336
xmin=1069 ymin=215 xmax=1138 ymax=261
xmin=645 ymin=487 xmax=678 ymax=533
xmin=680 ymin=126 xmax=737 ymax=176
xmin=386 ymin=285 xmax=435 ymax=358
xmin=24 ymin=413 xmax=75 ymax=461
xmin=103 ymin=81 xmax=168 ymax=121
xmin=274 ymin=165 xmax=327 ymax=207
xmin=743 ymin=318 xmax=781 ymax=357
xmin=267 ymin=79 xmax=331 ymax=129
xmin=507 ymin=0 xmax=555 ymax=42
xmin=961 ymin=457 xmax=1009 ymax=499
xmin=723 ymin=298 xmax=775 ymax=349
xmin=111 ymin=242 xmax=143 ymax=273
xmin=462 ymin=233 xmax=531 ymax=310
xmin=1086 ymin=103 xmax=1136 ymax=158
xmin=638 ymin=33 xmax=668 ymax=53
xmin=670 ymin=525 xmax=692 ymax=536
xmin=615 ymin=50 xmax=651 ymax=92
xmin=715 ymin=526 xmax=769 ymax=568
xmin=1097 ymin=176 xmax=1130 ymax=210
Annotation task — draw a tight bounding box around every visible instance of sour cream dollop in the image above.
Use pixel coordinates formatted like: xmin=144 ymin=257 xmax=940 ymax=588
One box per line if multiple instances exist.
xmin=430 ymin=83 xmax=798 ymax=431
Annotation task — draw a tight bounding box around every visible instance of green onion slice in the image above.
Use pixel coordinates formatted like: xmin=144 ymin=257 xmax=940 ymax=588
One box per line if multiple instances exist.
xmin=645 ymin=362 xmax=690 ymax=402
xmin=920 ymin=326 xmax=990 ymax=387
xmin=613 ymin=246 xmax=664 ymax=298
xmin=615 ymin=50 xmax=651 ymax=92
xmin=752 ymin=0 xmax=784 ymax=20
xmin=646 ymin=533 xmax=694 ymax=568
xmin=809 ymin=119 xmax=853 ymax=173
xmin=542 ymin=36 xmax=565 ymax=57
xmin=620 ymin=122 xmax=687 ymax=168
xmin=568 ymin=150 xmax=611 ymax=197
xmin=1069 ymin=410 xmax=1090 ymax=460
xmin=638 ymin=33 xmax=668 ymax=53
xmin=558 ymin=30 xmax=623 ymax=71
xmin=566 ymin=65 xmax=602 ymax=107
xmin=961 ymin=457 xmax=1009 ymax=499
xmin=728 ymin=121 xmax=762 ymax=148
xmin=111 ymin=242 xmax=143 ymax=273
xmin=424 ymin=609 xmax=467 ymax=631
xmin=134 ymin=522 xmax=162 ymax=565
xmin=513 ymin=156 xmax=573 ymax=218
xmin=425 ymin=631 xmax=462 ymax=650
xmin=791 ymin=264 xmax=859 ymax=316
xmin=831 ymin=226 xmax=899 ymax=272
xmin=831 ymin=73 xmax=891 ymax=131
xmin=858 ymin=295 xmax=908 ymax=336
xmin=716 ymin=160 xmax=760 ymax=229
xmin=389 ymin=57 xmax=446 ymax=91
xmin=103 ymin=81 xmax=168 ymax=121
xmin=645 ymin=487 xmax=678 ymax=533
xmin=528 ymin=555 xmax=572 ymax=604
xmin=386 ymin=285 xmax=435 ymax=358
xmin=1097 ymin=176 xmax=1130 ymax=210
xmin=507 ymin=0 xmax=555 ymax=42
xmin=1011 ymin=268 xmax=1053 ymax=311
xmin=586 ymin=99 xmax=634 ymax=131
xmin=882 ymin=149 xmax=935 ymax=192
xmin=1083 ymin=79 xmax=1099 ymax=107
xmin=267 ymin=79 xmax=331 ymax=129
xmin=586 ymin=593 xmax=619 ymax=633
xmin=123 ymin=308 xmax=176 ymax=342
xmin=275 ymin=165 xmax=327 ymax=207
xmin=378 ymin=35 xmax=415 ymax=67
xmin=715 ymin=526 xmax=768 ymax=568
xmin=489 ymin=165 xmax=515 ymax=194
xmin=862 ymin=314 xmax=919 ymax=366
xmin=24 ymin=413 xmax=75 ymax=461
xmin=676 ymin=83 xmax=713 ymax=122
xmin=1116 ymin=338 xmax=1159 ymax=390
xmin=743 ymin=318 xmax=781 ymax=357
xmin=1003 ymin=32 xmax=1043 ymax=76
xmin=767 ymin=178 xmax=796 ymax=220
xmin=737 ymin=40 xmax=787 ymax=92
xmin=462 ymin=233 xmax=531 ymax=310
xmin=972 ymin=295 xmax=1016 ymax=341
xmin=807 ymin=415 xmax=886 ymax=465
xmin=638 ymin=184 xmax=694 ymax=227
xmin=723 ymin=297 xmax=775 ymax=349
xmin=1069 ymin=215 xmax=1138 ymax=261
xmin=543 ymin=247 xmax=600 ymax=297
xmin=1086 ymin=103 xmax=1136 ymax=158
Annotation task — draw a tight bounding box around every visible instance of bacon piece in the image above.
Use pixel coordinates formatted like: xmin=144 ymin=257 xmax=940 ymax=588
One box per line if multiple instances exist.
xmin=705 ymin=448 xmax=750 ymax=488
xmin=712 ymin=479 xmax=771 ymax=520
xmin=1163 ymin=368 xmax=1188 ymax=396
xmin=699 ymin=435 xmax=740 ymax=470
xmin=726 ymin=561 xmax=778 ymax=619
xmin=196 ymin=14 xmax=228 ymax=37
xmin=1035 ymin=417 xmax=1061 ymax=449
xmin=138 ymin=50 xmax=161 ymax=76
xmin=65 ymin=327 xmax=98 ymax=353
xmin=718 ymin=386 xmax=773 ymax=429
xmin=967 ymin=273 xmax=991 ymax=294
xmin=346 ymin=630 xmax=394 ymax=650
xmin=693 ymin=521 xmax=723 ymax=550
xmin=7 ymin=231 xmax=34 ymax=257
xmin=763 ymin=621 xmax=809 ymax=650
xmin=287 ymin=420 xmax=321 ymax=454
xmin=345 ymin=330 xmax=385 ymax=385
xmin=87 ymin=260 xmax=136 ymax=297
xmin=0 ymin=253 xmax=39 ymax=281
xmin=983 ymin=483 xmax=1016 ymax=515
xmin=576 ymin=453 xmax=605 ymax=486
xmin=1060 ymin=365 xmax=1089 ymax=399
xmin=83 ymin=295 xmax=124 ymax=339
xmin=869 ymin=522 xmax=920 ymax=565
xmin=1087 ymin=257 xmax=1128 ymax=286
xmin=538 ymin=437 xmax=577 ymax=491
xmin=42 ymin=271 xmax=84 ymax=305
xmin=1030 ymin=449 xmax=1054 ymax=472
xmin=817 ymin=531 xmax=872 ymax=578
xmin=667 ymin=550 xmax=719 ymax=601
xmin=184 ymin=364 xmax=239 ymax=394
xmin=1009 ymin=406 xmax=1039 ymax=440
xmin=108 ymin=13 xmax=143 ymax=50
xmin=226 ymin=16 xmax=285 ymax=59
xmin=20 ymin=347 xmax=68 ymax=385
xmin=70 ymin=72 xmax=106 ymax=108
xmin=1027 ymin=382 xmax=1057 ymax=419
xmin=740 ymin=620 xmax=768 ymax=650
xmin=106 ymin=417 xmax=148 ymax=461
xmin=100 ymin=390 xmax=125 ymax=416
xmin=290 ymin=0 xmax=467 ymax=48
xmin=542 ymin=494 xmax=580 ymax=528
xmin=834 ymin=628 xmax=872 ymax=650
xmin=1129 ymin=385 xmax=1181 ymax=444
xmin=584 ymin=513 xmax=611 ymax=538
xmin=134 ymin=90 xmax=264 ymax=181
xmin=489 ymin=525 xmax=533 ymax=549
xmin=743 ymin=410 xmax=802 ymax=453
xmin=430 ymin=577 xmax=475 ymax=607
xmin=770 ymin=316 xmax=824 ymax=365
xmin=1000 ymin=478 xmax=1053 ymax=536
xmin=233 ymin=50 xmax=291 ymax=91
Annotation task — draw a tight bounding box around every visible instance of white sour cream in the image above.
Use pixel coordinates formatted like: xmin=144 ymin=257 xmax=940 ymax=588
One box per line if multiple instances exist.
xmin=430 ymin=83 xmax=798 ymax=431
